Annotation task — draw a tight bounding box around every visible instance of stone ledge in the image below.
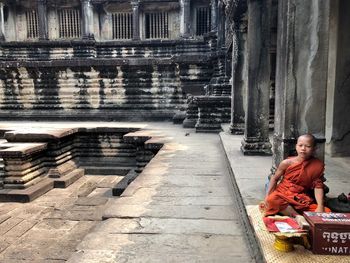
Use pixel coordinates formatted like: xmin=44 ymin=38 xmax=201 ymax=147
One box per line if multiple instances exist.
xmin=0 ymin=56 xmax=212 ymax=67
xmin=4 ymin=128 xmax=79 ymax=142
xmin=0 ymin=178 xmax=54 ymax=202
xmin=53 ymin=168 xmax=85 ymax=188
xmin=0 ymin=143 xmax=47 ymax=158
xmin=112 ymin=171 xmax=139 ymax=197
xmin=0 ymin=38 xmax=208 ymax=48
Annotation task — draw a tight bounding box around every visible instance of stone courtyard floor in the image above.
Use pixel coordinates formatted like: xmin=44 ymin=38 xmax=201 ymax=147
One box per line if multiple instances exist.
xmin=0 ymin=122 xmax=349 ymax=263
xmin=0 ymin=122 xmax=255 ymax=263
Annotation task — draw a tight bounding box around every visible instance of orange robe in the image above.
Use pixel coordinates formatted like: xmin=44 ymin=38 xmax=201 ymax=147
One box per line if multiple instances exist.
xmin=265 ymin=157 xmax=325 ymax=216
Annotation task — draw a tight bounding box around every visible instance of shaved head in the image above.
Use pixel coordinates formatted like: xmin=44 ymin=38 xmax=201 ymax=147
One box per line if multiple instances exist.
xmin=297 ymin=134 xmax=316 ymax=147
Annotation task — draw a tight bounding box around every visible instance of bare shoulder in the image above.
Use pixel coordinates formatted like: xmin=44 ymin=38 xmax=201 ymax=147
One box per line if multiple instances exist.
xmin=278 ymin=159 xmax=293 ymax=170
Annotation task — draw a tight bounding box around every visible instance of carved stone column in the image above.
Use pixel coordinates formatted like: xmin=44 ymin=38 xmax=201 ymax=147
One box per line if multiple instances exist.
xmin=241 ymin=0 xmax=272 ymax=155
xmin=81 ymin=0 xmax=94 ymax=39
xmin=0 ymin=1 xmax=5 ymax=41
xmin=131 ymin=1 xmax=140 ymax=40
xmin=272 ymin=0 xmax=330 ymax=170
xmin=211 ymin=0 xmax=218 ymax=31
xmin=180 ymin=0 xmax=190 ymax=37
xmin=37 ymin=0 xmax=48 ymax=40
xmin=217 ymin=0 xmax=225 ymax=48
xmin=230 ymin=16 xmax=248 ymax=135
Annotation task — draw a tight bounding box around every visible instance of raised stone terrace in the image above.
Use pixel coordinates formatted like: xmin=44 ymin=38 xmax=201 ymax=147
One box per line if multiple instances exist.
xmin=0 ymin=39 xmax=214 ymax=121
xmin=0 ymin=125 xmax=166 ymax=203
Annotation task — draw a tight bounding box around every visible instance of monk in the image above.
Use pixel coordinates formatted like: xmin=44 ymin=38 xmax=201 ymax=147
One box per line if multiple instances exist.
xmin=264 ymin=134 xmax=329 ymax=218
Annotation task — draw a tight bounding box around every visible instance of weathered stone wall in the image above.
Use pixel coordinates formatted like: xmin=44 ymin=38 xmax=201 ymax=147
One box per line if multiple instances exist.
xmin=0 ymin=40 xmax=213 ymax=120
xmin=326 ymin=0 xmax=350 ymax=156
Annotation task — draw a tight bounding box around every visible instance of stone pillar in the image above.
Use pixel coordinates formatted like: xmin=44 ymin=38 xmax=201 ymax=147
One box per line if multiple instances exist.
xmin=180 ymin=0 xmax=191 ymax=37
xmin=131 ymin=1 xmax=140 ymax=40
xmin=326 ymin=0 xmax=350 ymax=157
xmin=0 ymin=1 xmax=5 ymax=41
xmin=230 ymin=15 xmax=248 ymax=135
xmin=217 ymin=1 xmax=225 ymax=48
xmin=37 ymin=0 xmax=48 ymax=40
xmin=211 ymin=0 xmax=218 ymax=31
xmin=273 ymin=0 xmax=330 ymax=169
xmin=241 ymin=0 xmax=272 ymax=155
xmin=81 ymin=0 xmax=94 ymax=39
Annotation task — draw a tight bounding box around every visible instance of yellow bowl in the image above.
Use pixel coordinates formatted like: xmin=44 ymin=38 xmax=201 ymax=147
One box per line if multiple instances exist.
xmin=274 ymin=235 xmax=294 ymax=252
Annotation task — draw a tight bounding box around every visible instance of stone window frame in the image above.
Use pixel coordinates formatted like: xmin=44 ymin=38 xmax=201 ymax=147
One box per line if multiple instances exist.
xmin=195 ymin=6 xmax=211 ymax=36
xmin=111 ymin=12 xmax=133 ymax=40
xmin=190 ymin=0 xmax=211 ymax=37
xmin=144 ymin=11 xmax=169 ymax=39
xmin=25 ymin=9 xmax=39 ymax=39
xmin=57 ymin=8 xmax=82 ymax=39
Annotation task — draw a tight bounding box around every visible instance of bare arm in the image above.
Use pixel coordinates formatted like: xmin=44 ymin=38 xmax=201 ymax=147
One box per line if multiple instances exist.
xmin=314 ymin=188 xmax=325 ymax=212
xmin=265 ymin=160 xmax=290 ymax=199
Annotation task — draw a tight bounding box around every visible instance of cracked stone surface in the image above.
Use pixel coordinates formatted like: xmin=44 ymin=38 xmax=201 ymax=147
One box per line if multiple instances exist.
xmin=68 ymin=124 xmax=253 ymax=262
xmin=0 ymin=174 xmax=123 ymax=262
xmin=0 ymin=123 xmax=254 ymax=263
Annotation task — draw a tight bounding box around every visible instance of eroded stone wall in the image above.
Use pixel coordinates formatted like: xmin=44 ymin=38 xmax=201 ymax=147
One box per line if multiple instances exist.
xmin=0 ymin=40 xmax=213 ymax=120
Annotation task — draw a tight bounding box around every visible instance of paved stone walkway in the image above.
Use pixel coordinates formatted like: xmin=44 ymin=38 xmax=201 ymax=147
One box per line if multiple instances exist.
xmin=0 ymin=123 xmax=254 ymax=263
xmin=0 ymin=174 xmax=124 ymax=262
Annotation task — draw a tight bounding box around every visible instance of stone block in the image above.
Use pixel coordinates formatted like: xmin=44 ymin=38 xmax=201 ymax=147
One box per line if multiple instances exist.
xmin=0 ymin=178 xmax=54 ymax=202
xmin=112 ymin=171 xmax=139 ymax=196
xmin=53 ymin=168 xmax=84 ymax=188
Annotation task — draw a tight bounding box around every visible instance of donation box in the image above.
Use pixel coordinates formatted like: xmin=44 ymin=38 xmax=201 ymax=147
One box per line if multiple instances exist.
xmin=303 ymin=211 xmax=350 ymax=255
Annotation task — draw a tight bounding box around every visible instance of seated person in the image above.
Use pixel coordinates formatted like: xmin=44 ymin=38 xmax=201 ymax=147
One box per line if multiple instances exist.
xmin=264 ymin=134 xmax=330 ymax=218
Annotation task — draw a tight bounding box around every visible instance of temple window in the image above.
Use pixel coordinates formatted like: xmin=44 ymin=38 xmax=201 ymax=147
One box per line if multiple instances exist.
xmin=145 ymin=12 xmax=169 ymax=39
xmin=112 ymin=12 xmax=133 ymax=40
xmin=26 ymin=10 xmax=39 ymax=39
xmin=195 ymin=7 xmax=211 ymax=36
xmin=58 ymin=8 xmax=81 ymax=39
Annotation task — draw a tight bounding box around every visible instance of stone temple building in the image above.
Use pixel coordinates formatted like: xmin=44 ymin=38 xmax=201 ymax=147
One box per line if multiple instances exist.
xmin=225 ymin=0 xmax=350 ymax=166
xmin=0 ymin=0 xmax=349 ymax=196
xmin=0 ymin=0 xmax=230 ymax=123
xmin=0 ymin=1 xmax=348 ymax=261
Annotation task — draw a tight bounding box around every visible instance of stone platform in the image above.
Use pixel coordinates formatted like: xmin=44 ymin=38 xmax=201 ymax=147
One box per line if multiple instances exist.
xmin=0 ymin=122 xmax=255 ymax=262
xmin=0 ymin=122 xmax=348 ymax=262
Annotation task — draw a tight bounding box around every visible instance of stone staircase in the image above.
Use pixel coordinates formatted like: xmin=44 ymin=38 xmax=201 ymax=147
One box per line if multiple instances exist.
xmin=0 ymin=158 xmax=4 ymax=189
xmin=0 ymin=126 xmax=165 ymax=202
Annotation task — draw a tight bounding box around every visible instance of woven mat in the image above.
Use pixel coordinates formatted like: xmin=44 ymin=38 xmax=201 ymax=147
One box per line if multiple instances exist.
xmin=246 ymin=205 xmax=349 ymax=263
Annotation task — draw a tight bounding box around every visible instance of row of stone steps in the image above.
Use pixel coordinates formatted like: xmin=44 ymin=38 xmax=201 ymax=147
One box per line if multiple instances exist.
xmin=0 ymin=41 xmax=211 ymax=61
xmin=0 ymin=127 xmax=165 ymax=202
xmin=0 ymin=168 xmax=84 ymax=202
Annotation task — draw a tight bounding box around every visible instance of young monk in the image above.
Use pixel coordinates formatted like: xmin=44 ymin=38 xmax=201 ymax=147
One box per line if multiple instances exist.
xmin=264 ymin=134 xmax=329 ymax=218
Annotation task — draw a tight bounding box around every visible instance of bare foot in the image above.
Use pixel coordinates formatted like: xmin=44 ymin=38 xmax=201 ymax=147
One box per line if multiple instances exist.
xmin=259 ymin=201 xmax=266 ymax=214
